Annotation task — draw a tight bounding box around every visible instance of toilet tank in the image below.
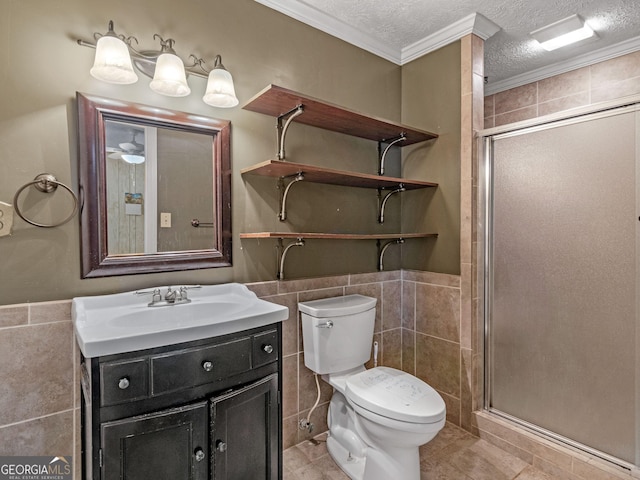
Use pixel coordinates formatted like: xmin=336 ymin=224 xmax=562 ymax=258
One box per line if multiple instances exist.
xmin=299 ymin=295 xmax=376 ymax=375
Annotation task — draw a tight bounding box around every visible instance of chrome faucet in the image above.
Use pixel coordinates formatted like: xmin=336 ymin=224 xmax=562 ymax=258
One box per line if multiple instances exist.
xmin=135 ymin=285 xmax=200 ymax=307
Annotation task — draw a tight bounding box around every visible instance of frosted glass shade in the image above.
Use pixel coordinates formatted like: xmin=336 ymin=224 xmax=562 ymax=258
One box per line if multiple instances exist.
xmin=149 ymin=53 xmax=191 ymax=97
xmin=90 ymin=35 xmax=138 ymax=84
xmin=203 ymin=68 xmax=239 ymax=108
xmin=121 ymin=154 xmax=145 ymax=164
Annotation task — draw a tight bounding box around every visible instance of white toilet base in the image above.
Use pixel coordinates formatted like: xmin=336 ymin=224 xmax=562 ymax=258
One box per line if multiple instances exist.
xmin=326 ymin=434 xmax=365 ymax=480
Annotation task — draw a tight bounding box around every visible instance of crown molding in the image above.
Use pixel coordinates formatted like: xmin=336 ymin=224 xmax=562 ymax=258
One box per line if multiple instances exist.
xmin=253 ymin=0 xmax=402 ymax=64
xmin=485 ymin=34 xmax=640 ymax=95
xmin=402 ymin=13 xmax=500 ymax=64
xmin=254 ymin=1 xmax=500 ymax=65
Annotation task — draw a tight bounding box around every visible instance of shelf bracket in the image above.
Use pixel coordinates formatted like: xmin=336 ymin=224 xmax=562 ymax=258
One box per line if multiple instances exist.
xmin=276 ymin=104 xmax=305 ymax=160
xmin=377 ymin=238 xmax=405 ymax=271
xmin=277 ymin=237 xmax=305 ymax=280
xmin=277 ymin=172 xmax=305 ymax=221
xmin=378 ymin=184 xmax=405 ymax=224
xmin=377 ymin=133 xmax=406 ymax=176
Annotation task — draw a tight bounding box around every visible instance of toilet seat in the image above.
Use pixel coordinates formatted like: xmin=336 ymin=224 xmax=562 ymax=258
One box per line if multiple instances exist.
xmin=345 ymin=366 xmax=446 ymax=424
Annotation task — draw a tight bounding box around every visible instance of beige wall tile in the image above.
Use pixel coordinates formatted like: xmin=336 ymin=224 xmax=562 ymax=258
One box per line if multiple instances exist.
xmin=403 ymin=270 xmax=461 ymax=288
xmin=282 ymin=354 xmax=299 ymax=418
xmin=402 ymin=280 xmax=416 ymax=330
xmin=401 ymin=328 xmax=415 ymax=375
xmin=590 ymin=51 xmax=640 ymax=86
xmin=30 ymin=300 xmax=71 ymax=324
xmin=0 ymin=322 xmax=74 ymax=425
xmin=538 ymin=67 xmax=590 ymax=103
xmin=350 ymin=271 xmax=400 ymax=284
xmin=416 ymin=333 xmax=460 ymax=397
xmin=382 ymin=328 xmax=402 ymax=369
xmin=263 ymin=293 xmax=299 ymax=355
xmin=278 ymin=275 xmax=349 ymax=294
xmin=440 ymin=391 xmax=461 ymax=425
xmin=0 ymin=410 xmax=74 ymax=456
xmin=245 ymin=281 xmax=278 ymax=297
xmin=494 ymin=106 xmax=538 ymax=127
xmin=298 ymin=287 xmax=344 ymax=303
xmin=485 ymin=116 xmax=495 ymax=129
xmin=538 ymin=92 xmax=590 ymax=117
xmin=0 ymin=305 xmax=28 ymax=328
xmin=382 ymin=280 xmax=401 ymax=330
xmin=591 ymin=77 xmax=640 ymax=104
xmin=415 ymin=283 xmax=461 ymax=342
xmin=485 ymin=95 xmax=495 ymax=119
xmin=282 ymin=414 xmax=299 ymax=450
xmin=495 ymin=83 xmax=537 ymax=115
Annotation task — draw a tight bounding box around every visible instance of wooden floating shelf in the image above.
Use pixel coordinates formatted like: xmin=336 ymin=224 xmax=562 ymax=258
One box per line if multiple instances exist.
xmin=242 ymin=84 xmax=438 ymax=146
xmin=241 ymin=160 xmax=438 ymax=190
xmin=240 ymin=232 xmax=437 ymax=240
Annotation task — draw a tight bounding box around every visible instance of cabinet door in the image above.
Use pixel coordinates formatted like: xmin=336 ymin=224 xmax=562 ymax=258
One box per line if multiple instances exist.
xmin=211 ymin=374 xmax=279 ymax=480
xmin=101 ymin=401 xmax=208 ymax=480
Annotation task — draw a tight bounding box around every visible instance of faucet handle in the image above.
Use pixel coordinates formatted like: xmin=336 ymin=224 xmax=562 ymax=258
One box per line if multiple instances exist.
xmin=135 ymin=288 xmax=162 ymax=305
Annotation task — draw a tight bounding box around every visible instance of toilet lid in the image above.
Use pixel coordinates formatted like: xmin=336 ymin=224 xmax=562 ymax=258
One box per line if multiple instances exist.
xmin=345 ymin=367 xmax=446 ymax=424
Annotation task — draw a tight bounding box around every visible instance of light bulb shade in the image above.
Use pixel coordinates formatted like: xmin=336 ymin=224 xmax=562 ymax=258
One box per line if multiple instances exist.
xmin=203 ymin=68 xmax=239 ymax=108
xmin=90 ymin=35 xmax=138 ymax=84
xmin=149 ymin=53 xmax=191 ymax=97
xmin=121 ymin=154 xmax=145 ymax=164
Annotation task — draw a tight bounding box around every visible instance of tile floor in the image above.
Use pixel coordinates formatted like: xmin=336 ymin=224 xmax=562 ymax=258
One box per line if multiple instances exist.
xmin=283 ymin=422 xmax=558 ymax=479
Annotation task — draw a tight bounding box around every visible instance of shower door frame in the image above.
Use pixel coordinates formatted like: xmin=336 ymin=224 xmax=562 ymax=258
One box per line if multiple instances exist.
xmin=479 ymin=98 xmax=640 ymax=469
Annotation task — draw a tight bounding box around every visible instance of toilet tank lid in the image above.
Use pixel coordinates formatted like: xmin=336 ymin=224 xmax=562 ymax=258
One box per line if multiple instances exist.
xmin=298 ymin=294 xmax=376 ymax=318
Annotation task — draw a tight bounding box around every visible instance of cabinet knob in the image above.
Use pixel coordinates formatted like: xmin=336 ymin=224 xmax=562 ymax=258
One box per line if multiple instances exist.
xmin=216 ymin=440 xmax=227 ymax=452
xmin=118 ymin=377 xmax=130 ymax=390
xmin=262 ymin=344 xmax=274 ymax=354
xmin=194 ymin=448 xmax=205 ymax=462
xmin=202 ymin=361 xmax=213 ymax=372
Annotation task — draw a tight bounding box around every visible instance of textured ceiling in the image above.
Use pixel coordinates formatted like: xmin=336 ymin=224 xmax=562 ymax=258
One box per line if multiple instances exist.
xmin=259 ymin=0 xmax=640 ymax=92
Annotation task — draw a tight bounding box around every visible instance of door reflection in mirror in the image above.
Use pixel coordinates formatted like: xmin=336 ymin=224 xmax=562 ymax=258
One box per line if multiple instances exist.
xmin=105 ymin=120 xmax=215 ymax=255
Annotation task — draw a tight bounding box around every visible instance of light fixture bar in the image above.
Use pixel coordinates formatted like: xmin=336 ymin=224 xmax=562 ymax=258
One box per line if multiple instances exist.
xmin=77 ymin=21 xmax=239 ymax=108
xmin=531 ymin=14 xmax=596 ymax=51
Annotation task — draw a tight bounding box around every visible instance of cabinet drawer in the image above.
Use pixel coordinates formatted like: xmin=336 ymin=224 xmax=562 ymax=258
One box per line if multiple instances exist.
xmin=151 ymin=337 xmax=251 ymax=395
xmin=252 ymin=329 xmax=279 ymax=367
xmin=101 ymin=358 xmax=149 ymax=406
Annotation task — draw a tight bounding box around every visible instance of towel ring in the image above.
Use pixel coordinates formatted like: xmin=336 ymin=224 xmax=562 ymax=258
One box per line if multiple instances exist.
xmin=13 ymin=173 xmax=79 ymax=228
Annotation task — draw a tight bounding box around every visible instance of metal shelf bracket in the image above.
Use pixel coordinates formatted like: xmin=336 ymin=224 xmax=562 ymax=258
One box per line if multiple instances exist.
xmin=378 ymin=184 xmax=405 ymax=224
xmin=277 ymin=104 xmax=305 ymax=160
xmin=377 ymin=133 xmax=406 ymax=176
xmin=277 ymin=172 xmax=305 ymax=221
xmin=277 ymin=237 xmax=305 ymax=280
xmin=377 ymin=238 xmax=405 ymax=271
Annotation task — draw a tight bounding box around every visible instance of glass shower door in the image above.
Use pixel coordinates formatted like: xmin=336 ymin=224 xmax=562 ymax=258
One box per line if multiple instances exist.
xmin=486 ymin=106 xmax=639 ymax=465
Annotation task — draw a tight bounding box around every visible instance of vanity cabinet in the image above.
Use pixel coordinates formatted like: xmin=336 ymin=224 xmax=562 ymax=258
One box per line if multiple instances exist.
xmin=81 ymin=324 xmax=281 ymax=480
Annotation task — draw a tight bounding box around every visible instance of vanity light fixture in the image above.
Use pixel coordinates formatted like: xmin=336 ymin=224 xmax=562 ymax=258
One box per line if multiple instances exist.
xmin=531 ymin=14 xmax=596 ymax=51
xmin=79 ymin=21 xmax=239 ymax=108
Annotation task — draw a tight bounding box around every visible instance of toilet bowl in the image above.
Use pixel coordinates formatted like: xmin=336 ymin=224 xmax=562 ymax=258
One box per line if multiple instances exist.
xmin=299 ymin=295 xmax=446 ymax=480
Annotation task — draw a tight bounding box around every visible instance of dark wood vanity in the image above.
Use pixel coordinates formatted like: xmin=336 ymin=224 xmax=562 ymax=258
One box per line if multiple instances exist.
xmin=81 ymin=323 xmax=282 ymax=480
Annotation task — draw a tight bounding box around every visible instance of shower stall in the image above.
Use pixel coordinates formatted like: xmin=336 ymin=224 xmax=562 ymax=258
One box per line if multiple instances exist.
xmin=482 ymin=102 xmax=640 ymax=467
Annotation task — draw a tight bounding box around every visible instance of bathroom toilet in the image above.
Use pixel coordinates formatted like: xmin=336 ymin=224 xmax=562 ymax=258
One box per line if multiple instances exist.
xmin=299 ymin=294 xmax=446 ymax=480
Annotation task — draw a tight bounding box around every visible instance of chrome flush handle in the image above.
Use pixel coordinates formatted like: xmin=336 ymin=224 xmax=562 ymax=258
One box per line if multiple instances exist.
xmin=316 ymin=320 xmax=334 ymax=329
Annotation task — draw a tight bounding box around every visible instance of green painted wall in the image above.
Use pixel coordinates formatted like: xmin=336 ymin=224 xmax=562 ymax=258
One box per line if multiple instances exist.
xmin=401 ymin=42 xmax=462 ymax=275
xmin=0 ymin=0 xmax=462 ymax=305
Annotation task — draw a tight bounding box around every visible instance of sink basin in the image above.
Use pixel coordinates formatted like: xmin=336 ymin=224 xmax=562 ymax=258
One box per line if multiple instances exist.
xmin=72 ymin=283 xmax=289 ymax=357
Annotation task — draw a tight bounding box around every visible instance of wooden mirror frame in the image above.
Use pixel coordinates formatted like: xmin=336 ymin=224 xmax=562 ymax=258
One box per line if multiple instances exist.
xmin=77 ymin=92 xmax=232 ymax=278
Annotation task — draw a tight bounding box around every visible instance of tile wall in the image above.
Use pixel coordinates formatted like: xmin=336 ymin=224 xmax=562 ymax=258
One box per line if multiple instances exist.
xmin=484 ymin=50 xmax=640 ymax=128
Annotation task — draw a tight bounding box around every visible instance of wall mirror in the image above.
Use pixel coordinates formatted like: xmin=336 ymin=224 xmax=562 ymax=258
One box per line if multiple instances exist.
xmin=77 ymin=92 xmax=231 ymax=278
